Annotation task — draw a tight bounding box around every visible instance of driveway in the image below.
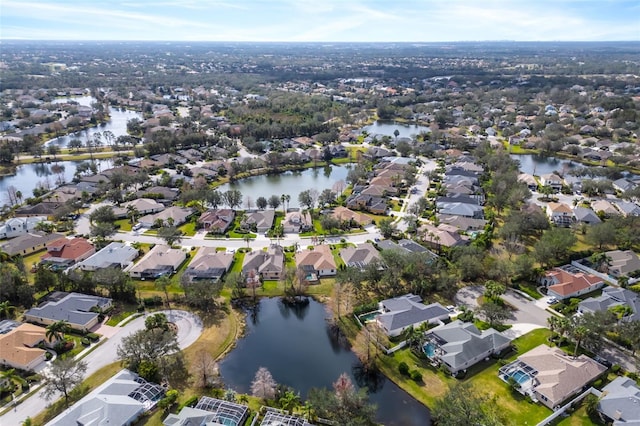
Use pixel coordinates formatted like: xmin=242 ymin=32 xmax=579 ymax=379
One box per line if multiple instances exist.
xmin=0 ymin=310 xmax=202 ymax=425
xmin=453 ymin=287 xmax=551 ymax=328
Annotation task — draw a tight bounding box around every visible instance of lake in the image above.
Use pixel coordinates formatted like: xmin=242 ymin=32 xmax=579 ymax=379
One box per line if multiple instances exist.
xmin=0 ymin=159 xmax=113 ymax=202
xmin=46 ymin=96 xmax=143 ymax=148
xmin=510 ymin=154 xmax=577 ymax=176
xmin=217 ymin=165 xmax=349 ymax=209
xmin=363 ymin=120 xmax=431 ymax=139
xmin=219 ymin=298 xmax=432 ymax=425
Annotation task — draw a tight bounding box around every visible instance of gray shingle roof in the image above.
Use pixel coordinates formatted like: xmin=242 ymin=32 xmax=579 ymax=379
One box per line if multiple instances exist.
xmin=77 ymin=242 xmax=138 ymax=270
xmin=598 ymin=376 xmax=640 ymax=424
xmin=377 ymin=294 xmax=449 ymax=333
xmin=25 ymin=292 xmax=111 ymax=328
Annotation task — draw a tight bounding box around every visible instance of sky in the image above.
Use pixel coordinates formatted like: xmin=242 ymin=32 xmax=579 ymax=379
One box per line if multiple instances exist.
xmin=0 ymin=0 xmax=638 ymax=42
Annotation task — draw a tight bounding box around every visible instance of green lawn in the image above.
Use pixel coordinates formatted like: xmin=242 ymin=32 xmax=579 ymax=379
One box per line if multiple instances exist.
xmin=105 ymin=303 xmax=139 ymax=326
xmin=114 ymin=218 xmax=132 ymax=231
xmin=230 ymin=252 xmax=246 ymax=274
xmin=178 ymin=221 xmax=197 ymax=236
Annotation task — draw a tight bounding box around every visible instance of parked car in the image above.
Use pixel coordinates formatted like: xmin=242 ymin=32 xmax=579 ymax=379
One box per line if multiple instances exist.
xmin=546 ymin=297 xmax=558 ymax=305
xmin=132 ymin=223 xmax=143 ymax=231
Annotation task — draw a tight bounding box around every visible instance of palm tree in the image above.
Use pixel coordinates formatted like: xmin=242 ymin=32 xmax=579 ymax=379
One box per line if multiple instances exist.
xmin=590 ymin=252 xmax=612 ymax=273
xmin=46 ymin=320 xmax=70 ymax=343
xmin=126 ymin=205 xmax=140 ymax=225
xmin=0 ymin=369 xmax=26 ymax=402
xmin=155 ymin=275 xmax=172 ymax=313
xmin=280 ymin=194 xmax=286 ymax=215
xmin=571 ymin=325 xmax=589 ymax=358
xmin=0 ymin=301 xmax=15 ymax=319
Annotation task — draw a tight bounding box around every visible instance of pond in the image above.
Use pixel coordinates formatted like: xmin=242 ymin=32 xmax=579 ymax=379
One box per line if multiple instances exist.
xmin=362 ymin=120 xmax=431 ymax=139
xmin=219 ymin=298 xmax=431 ymax=426
xmin=217 ymin=165 xmax=349 ymax=209
xmin=0 ymin=159 xmax=113 ymax=202
xmin=510 ymin=154 xmax=577 ymax=176
xmin=46 ymin=96 xmax=143 ymax=148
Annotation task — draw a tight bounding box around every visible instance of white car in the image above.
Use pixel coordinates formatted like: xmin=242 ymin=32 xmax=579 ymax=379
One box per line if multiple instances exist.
xmin=546 ymin=297 xmax=558 ymax=305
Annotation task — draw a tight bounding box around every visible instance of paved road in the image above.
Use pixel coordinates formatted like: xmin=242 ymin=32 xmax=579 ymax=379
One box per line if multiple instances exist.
xmin=0 ymin=310 xmax=202 ymax=426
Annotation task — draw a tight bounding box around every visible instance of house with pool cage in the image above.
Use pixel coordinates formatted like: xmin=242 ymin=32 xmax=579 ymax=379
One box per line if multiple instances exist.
xmin=163 ymin=396 xmax=249 ymax=426
xmin=499 ymin=344 xmax=607 ymax=410
xmin=422 ymin=320 xmax=512 ymax=375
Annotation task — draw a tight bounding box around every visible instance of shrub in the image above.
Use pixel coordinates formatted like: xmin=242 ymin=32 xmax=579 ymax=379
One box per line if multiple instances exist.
xmin=180 ymin=395 xmax=199 ymax=410
xmin=81 ymin=338 xmax=90 ymax=346
xmin=626 ymin=372 xmax=638 ymax=381
xmin=398 ymin=362 xmax=410 ymax=376
xmin=86 ymin=333 xmax=100 ymax=342
xmin=411 ymin=370 xmax=423 ymax=382
xmin=612 ymin=364 xmax=622 ymax=374
xmin=143 ymin=296 xmax=163 ymax=307
xmin=45 ymin=351 xmax=53 ymax=361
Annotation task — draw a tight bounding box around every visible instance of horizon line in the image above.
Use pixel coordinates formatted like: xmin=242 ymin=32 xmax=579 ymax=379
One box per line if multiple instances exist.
xmin=2 ymin=39 xmax=640 ymax=43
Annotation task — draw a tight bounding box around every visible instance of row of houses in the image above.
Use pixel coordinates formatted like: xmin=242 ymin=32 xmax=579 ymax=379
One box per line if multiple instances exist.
xmin=547 ymin=200 xmax=640 ymax=227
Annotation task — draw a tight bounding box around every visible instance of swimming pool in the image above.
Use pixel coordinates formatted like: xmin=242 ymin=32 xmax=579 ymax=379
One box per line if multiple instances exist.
xmin=359 ymin=311 xmax=381 ymax=323
xmin=506 ymin=369 xmax=531 ymax=385
xmin=423 ymin=342 xmax=436 ymax=358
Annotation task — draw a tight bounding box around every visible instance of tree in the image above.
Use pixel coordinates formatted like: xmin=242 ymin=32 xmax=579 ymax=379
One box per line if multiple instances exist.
xmin=377 ymin=217 xmax=396 ymax=239
xmin=42 ymin=358 xmax=87 ymax=408
xmin=89 ymin=205 xmax=116 ymax=224
xmin=68 ymin=138 xmax=83 ymax=152
xmin=0 ymin=301 xmax=15 ymax=319
xmin=224 ymin=189 xmax=243 ymax=209
xmin=206 ymin=190 xmax=222 ymax=209
xmin=256 ymin=196 xmax=268 ymax=210
xmin=308 ymin=373 xmax=377 ymax=426
xmin=298 ymin=190 xmax=313 ymax=210
xmin=155 ymin=276 xmax=172 ymax=311
xmin=590 ymin=252 xmax=612 ymax=273
xmin=268 ymin=195 xmax=281 ymax=210
xmin=90 ymin=221 xmax=117 ymax=239
xmin=192 ymin=349 xmax=220 ymax=389
xmin=145 ymin=313 xmax=169 ymax=331
xmin=476 ymin=301 xmax=509 ymax=327
xmin=534 ymin=228 xmax=577 ymax=268
xmin=47 ymin=144 xmax=59 ymax=159
xmin=251 ymin=367 xmax=277 ymax=400
xmin=0 ymin=368 xmax=26 ymax=398
xmin=587 ymin=222 xmax=617 ymax=250
xmin=117 ymin=327 xmax=181 ymax=381
xmin=432 ymin=382 xmax=503 ymax=426
xmin=484 ymin=280 xmax=506 ymax=301
xmin=571 ymin=324 xmax=589 ymax=358
xmin=279 ymin=390 xmax=300 ymax=414
xmin=182 ymin=278 xmax=223 ymax=312
xmin=46 ymin=320 xmax=70 ymax=343
xmin=157 ymin=225 xmax=183 ymax=246
xmin=318 ymin=189 xmax=337 ymax=207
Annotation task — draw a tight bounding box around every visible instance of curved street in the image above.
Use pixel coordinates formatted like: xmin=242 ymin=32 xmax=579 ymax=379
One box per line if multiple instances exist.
xmin=0 ymin=310 xmax=202 ymax=426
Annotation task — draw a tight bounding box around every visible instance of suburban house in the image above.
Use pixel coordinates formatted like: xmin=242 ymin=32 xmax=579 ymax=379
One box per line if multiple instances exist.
xmin=438 ymin=214 xmax=487 ymax=232
xmin=546 ymin=202 xmax=573 ymax=227
xmin=377 ymin=239 xmax=436 ymax=257
xmin=135 ymin=186 xmax=179 ymax=203
xmin=242 ymin=210 xmax=275 ymax=234
xmin=331 ymin=206 xmax=372 ymax=226
xmin=591 ymin=199 xmax=620 ymax=217
xmin=0 ymin=231 xmax=65 ymax=256
xmin=345 ymin=194 xmax=388 ymax=214
xmin=139 ymin=206 xmax=194 ymax=228
xmin=606 ymin=250 xmax=640 ymax=277
xmin=572 ymin=206 xmax=601 ymax=224
xmin=423 ymin=320 xmax=512 ymax=375
xmin=540 ymin=267 xmax=605 ymax=300
xmin=437 ymin=202 xmax=484 ymax=219
xmin=184 ymin=247 xmax=234 ymax=282
xmin=339 ymin=243 xmax=381 ymax=269
xmin=260 ymin=409 xmax=312 ymax=426
xmin=295 ymin=244 xmax=337 ymax=280
xmin=40 ymin=237 xmax=95 ymax=269
xmin=612 ymin=178 xmax=637 ymax=193
xmin=113 ymin=198 xmax=165 ymax=218
xmin=127 ymin=245 xmax=187 ymax=279
xmin=597 ymin=376 xmax=640 ymax=425
xmin=0 ymin=216 xmax=47 ymax=239
xmin=163 ymin=396 xmax=250 ymax=426
xmin=24 ymin=292 xmax=112 ymax=332
xmin=283 ymin=210 xmax=313 ymax=233
xmin=614 ymin=200 xmax=640 ymax=217
xmin=47 ymin=369 xmax=164 ymax=426
xmin=375 ymin=294 xmax=450 ymax=337
xmin=242 ymin=245 xmax=285 ymax=282
xmin=421 ymin=223 xmax=469 ymax=250
xmin=0 ymin=323 xmax=54 ymax=371
xmin=198 ymin=209 xmax=235 ymax=234
xmin=499 ymin=344 xmax=607 ymax=409
xmin=539 ymin=173 xmax=563 ymax=191
xmin=579 ymin=286 xmax=640 ymax=322
xmin=76 ymin=242 xmax=138 ymax=272
xmin=518 ymin=173 xmax=538 ymax=190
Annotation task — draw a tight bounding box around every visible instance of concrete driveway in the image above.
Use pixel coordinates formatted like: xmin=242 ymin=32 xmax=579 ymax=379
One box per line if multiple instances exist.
xmin=0 ymin=310 xmax=202 ymax=425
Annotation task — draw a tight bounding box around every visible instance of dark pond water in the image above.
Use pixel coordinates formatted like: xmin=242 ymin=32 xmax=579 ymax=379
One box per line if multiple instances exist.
xmin=510 ymin=154 xmax=577 ymax=176
xmin=0 ymin=159 xmax=113 ymax=203
xmin=219 ymin=298 xmax=431 ymax=426
xmin=217 ymin=165 xmax=349 ymax=209
xmin=363 ymin=120 xmax=431 ymax=139
xmin=46 ymin=96 xmax=143 ymax=148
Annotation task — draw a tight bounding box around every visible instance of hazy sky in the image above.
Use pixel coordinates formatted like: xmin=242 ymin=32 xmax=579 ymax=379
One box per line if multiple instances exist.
xmin=1 ymin=0 xmax=638 ymax=42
